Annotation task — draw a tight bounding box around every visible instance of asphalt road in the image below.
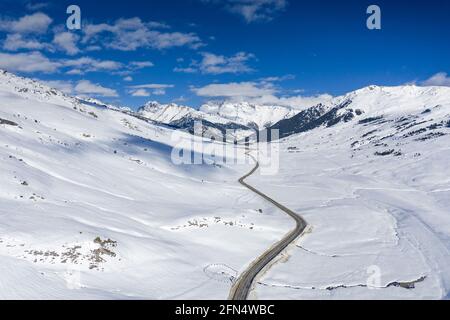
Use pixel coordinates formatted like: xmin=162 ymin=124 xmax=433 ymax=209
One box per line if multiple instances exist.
xmin=229 ymin=156 xmax=308 ymax=300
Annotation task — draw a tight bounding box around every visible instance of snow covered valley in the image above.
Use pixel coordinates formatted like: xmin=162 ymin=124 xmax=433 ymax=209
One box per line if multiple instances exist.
xmin=0 ymin=71 xmax=293 ymax=299
xmin=1 ymin=71 xmax=449 ymax=300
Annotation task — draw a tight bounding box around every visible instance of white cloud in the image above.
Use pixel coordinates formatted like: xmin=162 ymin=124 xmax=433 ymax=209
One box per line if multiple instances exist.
xmin=39 ymin=79 xmax=121 ymax=98
xmin=0 ymin=12 xmax=52 ymax=34
xmin=202 ymin=0 xmax=288 ymax=23
xmin=74 ymin=80 xmax=118 ymax=97
xmin=259 ymin=74 xmax=295 ymax=83
xmin=123 ymin=76 xmax=133 ymax=82
xmin=130 ymin=89 xmax=151 ymax=97
xmin=175 ymin=51 xmax=255 ymax=74
xmin=128 ymin=83 xmax=174 ymax=97
xmin=248 ymin=93 xmax=333 ymax=109
xmin=192 ymin=82 xmax=275 ymax=97
xmin=192 ymin=80 xmax=332 ymax=109
xmin=39 ymin=79 xmax=74 ymax=94
xmin=0 ymin=51 xmax=140 ymax=76
xmin=129 ymin=61 xmax=154 ymax=69
xmin=174 ymin=66 xmax=197 ymax=73
xmin=85 ymin=45 xmax=102 ymax=52
xmin=129 ymin=84 xmax=175 ymax=89
xmin=152 ymin=89 xmax=166 ymax=95
xmin=0 ymin=51 xmax=60 ymax=73
xmin=3 ymin=33 xmax=50 ymax=51
xmin=62 ymin=57 xmax=123 ymax=74
xmin=26 ymin=2 xmax=50 ymax=11
xmin=421 ymin=72 xmax=450 ymax=87
xmin=53 ymin=32 xmax=80 ymax=55
xmin=82 ymin=17 xmax=203 ymax=51
xmin=65 ymin=69 xmax=84 ymax=75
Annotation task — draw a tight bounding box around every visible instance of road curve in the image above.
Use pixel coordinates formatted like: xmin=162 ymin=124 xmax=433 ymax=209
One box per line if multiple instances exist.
xmin=229 ymin=155 xmax=308 ymax=300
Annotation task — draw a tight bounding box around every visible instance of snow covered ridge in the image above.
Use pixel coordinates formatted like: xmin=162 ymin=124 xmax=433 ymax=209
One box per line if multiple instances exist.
xmin=266 ymin=84 xmax=450 ymax=140
xmin=0 ymin=69 xmax=76 ymax=107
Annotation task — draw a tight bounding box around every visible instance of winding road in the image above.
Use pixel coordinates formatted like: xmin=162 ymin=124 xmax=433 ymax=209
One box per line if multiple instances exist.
xmin=229 ymin=155 xmax=308 ymax=300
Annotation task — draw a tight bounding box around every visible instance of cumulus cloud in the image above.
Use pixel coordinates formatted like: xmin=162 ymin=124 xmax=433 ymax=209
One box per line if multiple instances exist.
xmin=0 ymin=51 xmax=60 ymax=73
xmin=247 ymin=93 xmax=334 ymax=109
xmin=74 ymin=80 xmax=118 ymax=97
xmin=192 ymin=80 xmax=332 ymax=109
xmin=62 ymin=57 xmax=123 ymax=74
xmin=52 ymin=32 xmax=80 ymax=55
xmin=0 ymin=50 xmax=151 ymax=76
xmin=39 ymin=79 xmax=119 ymax=98
xmin=3 ymin=33 xmax=50 ymax=51
xmin=82 ymin=17 xmax=204 ymax=51
xmin=129 ymin=61 xmax=154 ymax=69
xmin=421 ymin=72 xmax=450 ymax=87
xmin=175 ymin=51 xmax=255 ymax=74
xmin=201 ymin=0 xmax=288 ymax=23
xmin=0 ymin=12 xmax=52 ymax=34
xmin=192 ymin=82 xmax=275 ymax=97
xmin=130 ymin=89 xmax=151 ymax=97
xmin=128 ymin=83 xmax=174 ymax=96
xmin=39 ymin=79 xmax=74 ymax=94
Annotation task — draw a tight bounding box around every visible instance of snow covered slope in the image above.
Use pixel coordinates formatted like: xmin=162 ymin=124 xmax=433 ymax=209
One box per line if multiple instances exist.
xmin=0 ymin=70 xmax=294 ymax=299
xmin=249 ymin=85 xmax=450 ymax=300
xmin=2 ymin=69 xmax=449 ymax=300
xmin=268 ymin=85 xmax=450 ymax=140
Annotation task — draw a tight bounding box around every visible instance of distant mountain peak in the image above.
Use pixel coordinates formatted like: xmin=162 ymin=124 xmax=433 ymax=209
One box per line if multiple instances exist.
xmin=200 ymin=100 xmax=295 ymax=129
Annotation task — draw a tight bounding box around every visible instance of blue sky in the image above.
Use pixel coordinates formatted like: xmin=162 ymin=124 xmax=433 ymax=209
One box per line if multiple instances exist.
xmin=0 ymin=0 xmax=449 ymax=109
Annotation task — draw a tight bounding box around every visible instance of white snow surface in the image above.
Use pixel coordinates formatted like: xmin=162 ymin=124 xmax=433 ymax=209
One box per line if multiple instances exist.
xmin=248 ymin=85 xmax=450 ymax=300
xmin=0 ymin=71 xmax=294 ymax=299
xmin=1 ymin=70 xmax=449 ymax=300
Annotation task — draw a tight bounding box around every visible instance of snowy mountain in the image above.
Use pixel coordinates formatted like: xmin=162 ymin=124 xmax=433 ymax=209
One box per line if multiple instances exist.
xmin=138 ymin=101 xmax=254 ymax=141
xmin=267 ymin=85 xmax=450 ymax=141
xmin=137 ymin=100 xmax=298 ymax=142
xmin=200 ymin=101 xmax=296 ymax=129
